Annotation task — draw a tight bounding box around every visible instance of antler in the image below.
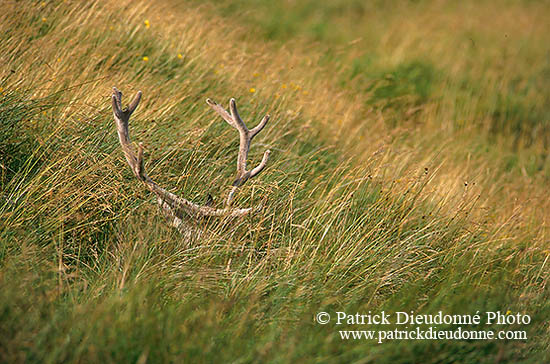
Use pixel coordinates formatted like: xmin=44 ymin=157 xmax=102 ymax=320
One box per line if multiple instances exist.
xmin=206 ymin=98 xmax=271 ymax=206
xmin=111 ymin=87 xmax=268 ymax=226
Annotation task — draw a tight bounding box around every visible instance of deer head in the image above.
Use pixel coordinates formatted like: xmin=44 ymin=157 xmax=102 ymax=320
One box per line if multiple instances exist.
xmin=111 ymin=87 xmax=270 ymax=237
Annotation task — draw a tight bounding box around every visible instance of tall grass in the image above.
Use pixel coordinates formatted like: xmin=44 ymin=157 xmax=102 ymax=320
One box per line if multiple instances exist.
xmin=0 ymin=0 xmax=549 ymax=363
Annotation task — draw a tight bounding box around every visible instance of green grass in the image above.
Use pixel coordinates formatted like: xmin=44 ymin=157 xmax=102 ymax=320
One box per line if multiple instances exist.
xmin=1 ymin=0 xmax=549 ymax=363
xmin=199 ymin=0 xmax=550 ymax=147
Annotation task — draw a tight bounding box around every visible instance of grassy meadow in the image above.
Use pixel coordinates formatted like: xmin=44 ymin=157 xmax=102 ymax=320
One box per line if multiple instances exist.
xmin=1 ymin=0 xmax=549 ymax=362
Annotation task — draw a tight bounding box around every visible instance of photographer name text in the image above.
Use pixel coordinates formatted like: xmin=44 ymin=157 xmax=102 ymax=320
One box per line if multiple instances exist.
xmin=315 ymin=311 xmax=530 ymax=326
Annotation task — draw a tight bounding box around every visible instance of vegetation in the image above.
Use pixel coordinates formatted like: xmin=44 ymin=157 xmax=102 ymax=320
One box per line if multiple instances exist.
xmin=1 ymin=0 xmax=549 ymax=362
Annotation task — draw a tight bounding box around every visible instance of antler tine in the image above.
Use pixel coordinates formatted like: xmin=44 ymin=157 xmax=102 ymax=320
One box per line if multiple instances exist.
xmin=206 ymin=98 xmax=237 ymax=128
xmin=225 ymin=149 xmax=270 ymax=207
xmin=250 ymin=114 xmax=269 ymax=139
xmin=127 ymin=91 xmax=142 ymax=115
xmin=112 ymin=87 xmax=123 ymax=113
xmin=229 ymin=98 xmax=249 ymax=133
xmin=250 ymin=150 xmax=271 ymax=178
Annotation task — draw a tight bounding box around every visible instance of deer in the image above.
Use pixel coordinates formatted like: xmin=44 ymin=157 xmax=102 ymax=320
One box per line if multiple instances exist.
xmin=111 ymin=87 xmax=271 ymax=240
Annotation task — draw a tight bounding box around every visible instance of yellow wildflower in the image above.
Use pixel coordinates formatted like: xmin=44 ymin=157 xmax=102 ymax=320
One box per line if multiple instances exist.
xmin=281 ymin=83 xmax=287 ymax=89
xmin=144 ymin=20 xmax=150 ymax=29
xmin=249 ymin=88 xmax=256 ymax=93
xmin=142 ymin=56 xmax=149 ymax=62
xmin=177 ymin=53 xmax=183 ymax=59
xmin=42 ymin=17 xmax=47 ymax=22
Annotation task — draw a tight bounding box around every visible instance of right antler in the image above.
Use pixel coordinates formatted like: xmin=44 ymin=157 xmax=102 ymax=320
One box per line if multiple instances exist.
xmin=111 ymin=87 xmax=270 ymax=227
xmin=206 ymin=98 xmax=270 ymax=206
